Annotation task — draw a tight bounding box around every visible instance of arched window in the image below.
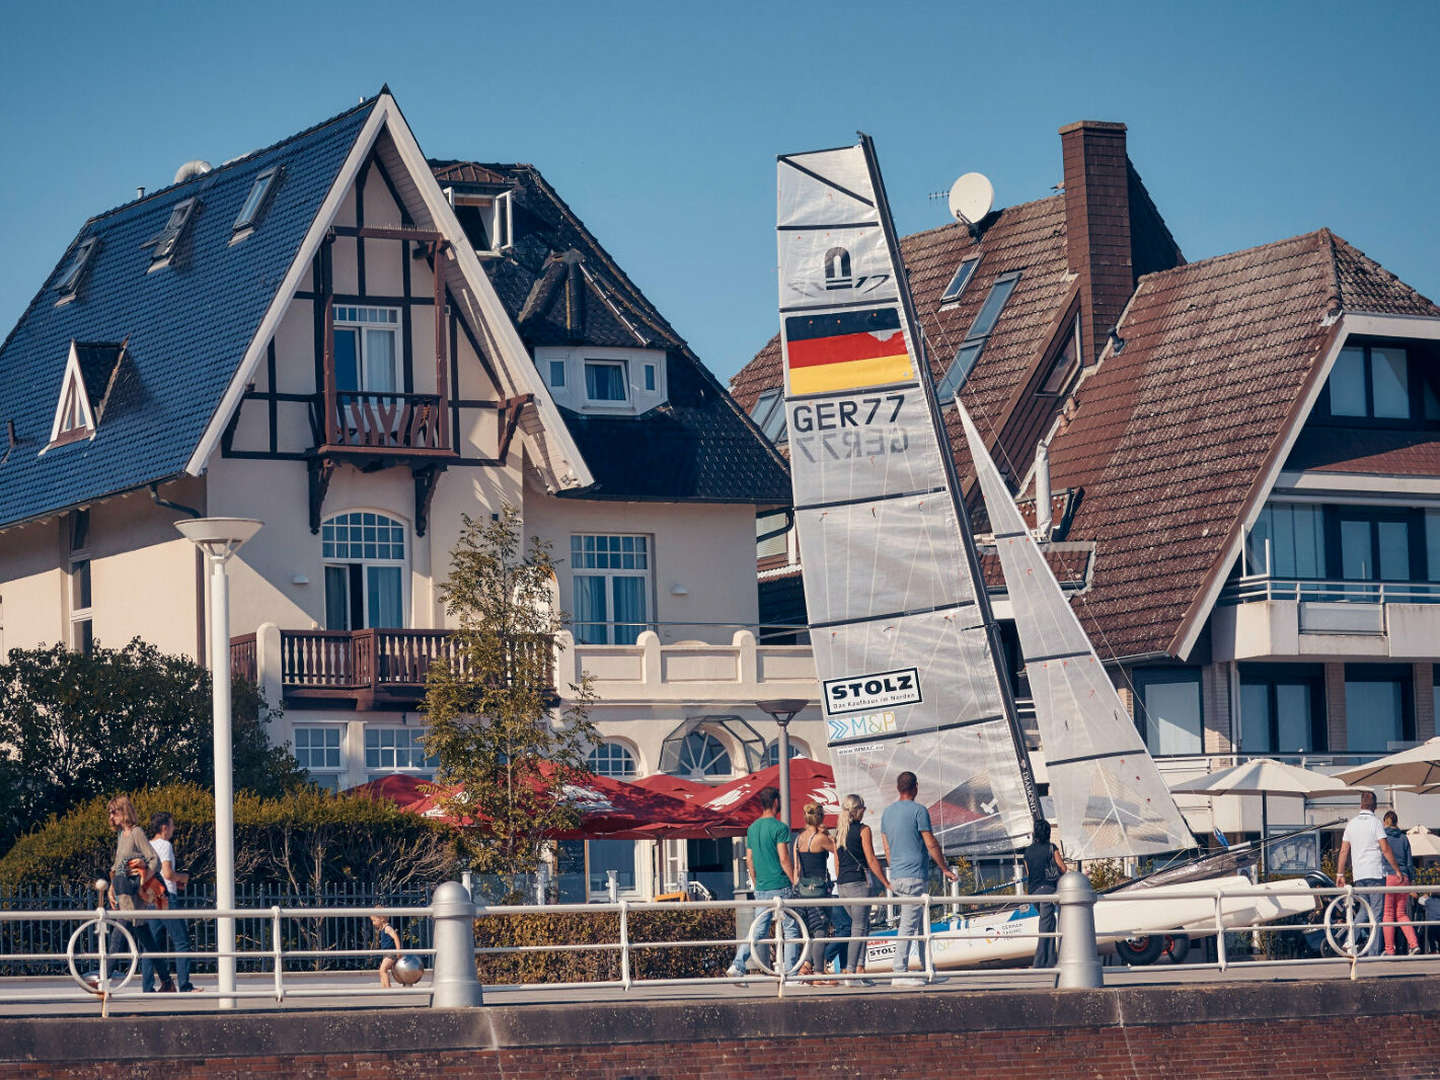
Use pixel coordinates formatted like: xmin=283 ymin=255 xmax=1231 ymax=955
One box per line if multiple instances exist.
xmin=322 ymin=511 xmax=407 ymax=629
xmin=669 ymin=732 xmax=731 ymax=779
xmin=760 ymin=740 xmax=807 ymax=768
xmin=588 ymin=741 xmax=637 ymax=779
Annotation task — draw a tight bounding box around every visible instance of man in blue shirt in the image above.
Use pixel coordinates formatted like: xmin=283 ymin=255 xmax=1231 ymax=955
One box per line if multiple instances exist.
xmin=881 ymin=771 xmax=957 ymax=986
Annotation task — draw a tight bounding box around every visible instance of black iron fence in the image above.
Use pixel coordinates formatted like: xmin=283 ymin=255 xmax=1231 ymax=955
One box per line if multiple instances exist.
xmin=0 ymin=881 xmax=434 ymax=976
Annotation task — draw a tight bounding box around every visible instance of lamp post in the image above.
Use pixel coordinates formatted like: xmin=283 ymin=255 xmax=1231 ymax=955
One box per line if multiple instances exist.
xmin=756 ymin=699 xmax=808 ymax=827
xmin=176 ymin=517 xmax=262 ymax=1009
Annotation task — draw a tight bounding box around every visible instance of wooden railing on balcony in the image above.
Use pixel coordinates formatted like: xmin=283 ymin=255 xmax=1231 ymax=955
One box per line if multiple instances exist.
xmin=230 ymin=633 xmax=257 ymax=685
xmin=231 ymin=628 xmax=555 ymax=708
xmin=329 ymin=391 xmax=446 ymax=452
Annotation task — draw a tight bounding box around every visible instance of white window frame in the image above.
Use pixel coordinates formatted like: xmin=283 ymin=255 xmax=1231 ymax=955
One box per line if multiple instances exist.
xmin=449 ymin=189 xmax=513 ymax=255
xmin=364 ymin=725 xmax=436 ymax=778
xmin=68 ymin=509 xmax=93 ymax=654
xmin=41 ymin=343 xmax=98 ymax=453
xmin=588 ymin=740 xmax=639 ymax=779
xmin=332 ymin=306 xmax=401 ymax=394
xmin=570 ymin=534 xmax=652 ymax=645
xmin=583 ymin=358 xmax=630 ymax=404
xmin=321 ymin=510 xmax=410 ymax=630
xmin=294 ymin=725 xmax=345 ymax=789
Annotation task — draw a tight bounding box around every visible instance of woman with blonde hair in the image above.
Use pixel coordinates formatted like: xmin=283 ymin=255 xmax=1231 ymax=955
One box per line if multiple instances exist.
xmin=793 ymin=801 xmax=837 ymax=984
xmin=106 ymin=796 xmax=167 ymax=990
xmin=834 ymin=793 xmax=890 ymax=981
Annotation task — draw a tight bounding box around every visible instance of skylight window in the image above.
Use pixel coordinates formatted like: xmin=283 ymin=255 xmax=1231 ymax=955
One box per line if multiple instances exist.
xmin=233 ymin=167 xmax=280 ymax=233
xmin=54 ymin=237 xmax=99 ymax=300
xmin=935 ymin=270 xmax=1021 ymax=405
xmin=144 ymin=198 xmax=198 ymax=263
xmin=750 ymin=389 xmax=788 ymax=444
xmin=940 ymin=255 xmax=981 ymax=305
xmin=1036 ymin=320 xmax=1081 ymax=396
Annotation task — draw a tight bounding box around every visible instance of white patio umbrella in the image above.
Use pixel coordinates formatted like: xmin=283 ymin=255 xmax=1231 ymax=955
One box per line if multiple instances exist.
xmin=1169 ymin=758 xmax=1358 ymax=870
xmin=1406 ymin=826 xmax=1440 ymax=860
xmin=1336 ymin=737 xmax=1440 ymax=790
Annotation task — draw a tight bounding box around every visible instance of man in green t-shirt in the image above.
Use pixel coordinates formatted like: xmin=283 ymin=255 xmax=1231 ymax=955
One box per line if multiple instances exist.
xmin=725 ymin=786 xmax=802 ymax=979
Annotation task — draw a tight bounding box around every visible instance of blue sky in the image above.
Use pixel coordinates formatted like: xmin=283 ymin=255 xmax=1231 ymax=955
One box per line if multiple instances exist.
xmin=2 ymin=1 xmax=1437 ymax=383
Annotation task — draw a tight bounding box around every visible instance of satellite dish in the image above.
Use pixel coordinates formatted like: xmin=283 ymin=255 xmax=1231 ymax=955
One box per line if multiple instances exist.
xmin=948 ymin=172 xmax=994 ymax=226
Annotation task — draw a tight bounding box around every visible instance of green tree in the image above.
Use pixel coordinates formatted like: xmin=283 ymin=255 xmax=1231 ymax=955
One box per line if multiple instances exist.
xmin=0 ymin=639 xmax=307 ymax=852
xmin=422 ymin=507 xmax=597 ymax=897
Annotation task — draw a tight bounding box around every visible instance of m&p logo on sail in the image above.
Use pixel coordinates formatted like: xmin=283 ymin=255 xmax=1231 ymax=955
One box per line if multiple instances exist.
xmin=784 ymin=307 xmax=914 ymax=395
xmin=827 ymin=711 xmax=897 ymax=742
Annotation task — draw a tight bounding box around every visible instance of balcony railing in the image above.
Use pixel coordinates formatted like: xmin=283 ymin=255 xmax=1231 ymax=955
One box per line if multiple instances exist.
xmin=231 ymin=629 xmax=554 ymax=709
xmin=326 ymin=391 xmax=447 ymax=453
xmin=1219 ymin=575 xmax=1440 ymax=606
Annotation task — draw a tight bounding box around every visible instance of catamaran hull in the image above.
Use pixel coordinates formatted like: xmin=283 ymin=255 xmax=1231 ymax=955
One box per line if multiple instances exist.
xmin=859 ymin=875 xmax=1314 ymax=971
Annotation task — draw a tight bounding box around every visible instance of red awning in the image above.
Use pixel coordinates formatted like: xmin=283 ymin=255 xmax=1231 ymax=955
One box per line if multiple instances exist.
xmin=628 ymin=774 xmax=715 ymax=802
xmin=697 ymin=759 xmax=840 ymax=832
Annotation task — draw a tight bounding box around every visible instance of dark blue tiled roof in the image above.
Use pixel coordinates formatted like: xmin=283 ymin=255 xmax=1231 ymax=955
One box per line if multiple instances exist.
xmin=0 ymin=98 xmax=377 ymax=529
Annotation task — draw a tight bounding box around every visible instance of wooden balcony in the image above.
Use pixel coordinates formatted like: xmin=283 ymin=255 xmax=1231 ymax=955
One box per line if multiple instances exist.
xmin=230 ymin=628 xmax=555 ymax=710
xmin=319 ymin=391 xmax=453 ymax=457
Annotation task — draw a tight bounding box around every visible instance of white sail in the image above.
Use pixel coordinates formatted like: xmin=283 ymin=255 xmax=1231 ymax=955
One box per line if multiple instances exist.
xmin=957 ymin=403 xmax=1194 ymax=860
xmin=779 ymin=140 xmax=1039 ymax=854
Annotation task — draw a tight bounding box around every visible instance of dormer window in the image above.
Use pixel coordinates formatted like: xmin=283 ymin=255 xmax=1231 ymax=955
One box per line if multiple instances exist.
xmin=41 ymin=342 xmax=101 ymax=453
xmin=54 ymin=238 xmax=99 ymax=301
xmin=143 ymin=197 xmax=197 ymax=265
xmin=585 ymin=359 xmax=627 ymax=402
xmin=1035 ymin=320 xmax=1081 ymax=397
xmin=233 ymin=167 xmax=280 ymax=234
xmin=936 ymin=270 xmax=1021 ymax=403
xmin=749 ymin=389 xmax=788 ymax=444
xmin=449 ymin=189 xmax=513 ymax=255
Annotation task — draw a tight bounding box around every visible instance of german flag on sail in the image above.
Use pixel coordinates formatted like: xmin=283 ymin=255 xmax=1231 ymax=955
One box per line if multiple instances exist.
xmin=784 ymin=307 xmax=914 ymax=394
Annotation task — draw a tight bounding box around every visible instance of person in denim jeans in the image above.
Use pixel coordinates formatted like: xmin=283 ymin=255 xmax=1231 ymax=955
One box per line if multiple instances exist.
xmin=726 ymin=786 xmax=801 ymax=978
xmin=147 ymin=812 xmax=196 ymax=992
xmin=880 ymin=772 xmax=957 ymax=986
xmin=1336 ymin=791 xmax=1402 ymax=957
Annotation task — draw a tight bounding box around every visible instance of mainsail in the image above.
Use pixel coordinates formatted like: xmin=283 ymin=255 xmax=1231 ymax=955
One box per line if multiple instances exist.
xmin=957 ymin=403 xmax=1194 ymax=860
xmin=778 ymin=137 xmax=1040 ymax=854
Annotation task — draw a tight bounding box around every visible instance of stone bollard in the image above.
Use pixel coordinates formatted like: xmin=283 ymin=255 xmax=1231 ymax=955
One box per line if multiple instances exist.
xmin=431 ymin=880 xmax=483 ymax=1008
xmin=1055 ymin=870 xmax=1103 ymax=989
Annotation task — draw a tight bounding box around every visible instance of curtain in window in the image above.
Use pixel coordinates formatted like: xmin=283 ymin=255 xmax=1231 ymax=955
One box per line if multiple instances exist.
xmin=573 ymin=575 xmax=608 ymax=644
xmin=324 ymin=566 xmax=351 ymax=630
xmin=1345 ymin=679 xmax=1404 ymax=751
xmin=365 ymin=328 xmax=397 ymax=392
xmin=611 ymin=577 xmax=647 ymax=644
xmin=1139 ymin=675 xmax=1203 ymax=755
xmin=586 ymin=363 xmax=625 ymax=401
xmin=366 ymin=566 xmax=403 ymax=628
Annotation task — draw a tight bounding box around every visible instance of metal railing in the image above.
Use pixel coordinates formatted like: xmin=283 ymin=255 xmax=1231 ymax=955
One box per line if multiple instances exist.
xmin=1219 ymin=574 xmax=1440 ymax=606
xmin=4 ymin=876 xmax=1440 ymax=1014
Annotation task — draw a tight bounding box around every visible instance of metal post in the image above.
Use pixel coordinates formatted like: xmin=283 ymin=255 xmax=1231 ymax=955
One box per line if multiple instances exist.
xmin=777 ymin=718 xmax=792 ymax=827
xmin=210 ymin=554 xmax=237 ymax=1009
xmin=1055 ymin=870 xmax=1103 ymax=988
xmin=431 ymin=881 xmax=483 ymax=1008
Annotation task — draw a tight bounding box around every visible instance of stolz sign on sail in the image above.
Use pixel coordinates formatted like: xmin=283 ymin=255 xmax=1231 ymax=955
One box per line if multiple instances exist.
xmin=823 ymin=667 xmax=923 ymax=716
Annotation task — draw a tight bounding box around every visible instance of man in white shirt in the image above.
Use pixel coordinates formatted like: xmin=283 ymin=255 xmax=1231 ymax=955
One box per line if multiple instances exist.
xmin=148 ymin=812 xmax=196 ymax=991
xmin=1335 ymin=791 xmax=1401 ymax=957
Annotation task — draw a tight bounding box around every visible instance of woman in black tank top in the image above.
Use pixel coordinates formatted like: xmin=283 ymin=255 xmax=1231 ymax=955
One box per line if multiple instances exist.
xmin=793 ymin=802 xmax=837 ymax=984
xmin=1023 ymin=817 xmax=1067 ymax=969
xmin=834 ymin=794 xmax=892 ymax=981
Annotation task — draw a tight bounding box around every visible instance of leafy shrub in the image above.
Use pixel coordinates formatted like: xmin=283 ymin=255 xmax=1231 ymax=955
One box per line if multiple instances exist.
xmin=475 ymin=907 xmax=734 ymax=983
xmin=0 ymin=783 xmax=459 ymax=893
xmin=1085 ymin=858 xmax=1128 ymax=892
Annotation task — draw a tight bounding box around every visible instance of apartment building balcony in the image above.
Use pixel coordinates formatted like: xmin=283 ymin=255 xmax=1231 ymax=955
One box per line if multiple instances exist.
xmin=1213 ymin=575 xmax=1440 ymax=662
xmin=317 ymin=391 xmax=453 ymax=459
xmin=231 ymin=626 xmax=553 ymax=711
xmin=231 ymin=624 xmax=818 ymax=712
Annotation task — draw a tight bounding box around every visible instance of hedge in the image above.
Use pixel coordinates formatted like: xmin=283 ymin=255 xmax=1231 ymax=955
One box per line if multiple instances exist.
xmin=475 ymin=907 xmax=735 ymax=983
xmin=0 ymin=783 xmax=459 ymax=893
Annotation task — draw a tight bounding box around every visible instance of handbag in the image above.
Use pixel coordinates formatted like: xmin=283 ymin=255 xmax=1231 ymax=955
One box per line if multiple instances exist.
xmin=110 ymin=868 xmax=138 ymax=897
xmin=794 ymin=876 xmax=828 ymax=899
xmin=1043 ymin=846 xmax=1063 ymax=885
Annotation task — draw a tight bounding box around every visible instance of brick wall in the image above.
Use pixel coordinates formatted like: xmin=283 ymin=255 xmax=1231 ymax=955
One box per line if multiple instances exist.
xmin=1203 ymin=662 xmax=1233 ymax=755
xmin=1415 ymin=662 xmax=1435 ymax=741
xmin=5 ymin=1013 xmax=1440 ymax=1080
xmin=1060 ymin=120 xmax=1133 ymax=367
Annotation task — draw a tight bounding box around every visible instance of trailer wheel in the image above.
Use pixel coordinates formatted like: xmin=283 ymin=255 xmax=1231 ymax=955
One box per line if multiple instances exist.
xmin=1116 ymin=934 xmax=1168 ymax=966
xmin=1163 ymin=934 xmax=1190 ymax=963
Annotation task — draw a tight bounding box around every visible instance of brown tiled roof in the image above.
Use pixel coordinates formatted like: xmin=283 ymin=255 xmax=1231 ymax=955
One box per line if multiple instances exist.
xmin=430 ymin=160 xmax=510 ymax=186
xmin=1286 ymin=428 xmax=1440 ymax=476
xmin=1047 ymin=230 xmax=1440 ymax=659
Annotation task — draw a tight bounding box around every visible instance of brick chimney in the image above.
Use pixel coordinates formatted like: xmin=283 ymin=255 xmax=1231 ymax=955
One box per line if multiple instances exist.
xmin=1060 ymin=121 xmax=1132 ymax=366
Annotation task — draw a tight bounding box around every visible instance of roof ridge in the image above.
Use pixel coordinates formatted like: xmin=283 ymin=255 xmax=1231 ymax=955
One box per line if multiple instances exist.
xmin=901 ymin=192 xmax=1064 ymax=243
xmin=82 ymin=94 xmax=382 ymax=227
xmin=1133 ymin=228 xmax=1329 ymax=286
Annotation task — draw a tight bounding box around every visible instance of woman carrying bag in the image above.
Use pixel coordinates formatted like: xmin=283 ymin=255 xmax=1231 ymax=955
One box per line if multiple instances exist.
xmin=793 ymin=802 xmax=837 ymax=985
xmin=1024 ymin=817 xmax=1067 ymax=969
xmin=106 ymin=795 xmax=168 ymax=991
xmin=834 ymin=794 xmax=890 ymax=982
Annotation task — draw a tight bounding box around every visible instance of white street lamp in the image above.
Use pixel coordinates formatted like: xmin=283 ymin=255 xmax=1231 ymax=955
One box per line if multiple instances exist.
xmin=756 ymin=699 xmax=808 ymax=828
xmin=176 ymin=517 xmax=262 ymax=1009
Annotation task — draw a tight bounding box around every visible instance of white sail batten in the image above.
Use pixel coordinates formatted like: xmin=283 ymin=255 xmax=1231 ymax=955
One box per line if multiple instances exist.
xmin=957 ymin=403 xmax=1193 ymax=860
xmin=778 ymin=141 xmax=1039 ymax=854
